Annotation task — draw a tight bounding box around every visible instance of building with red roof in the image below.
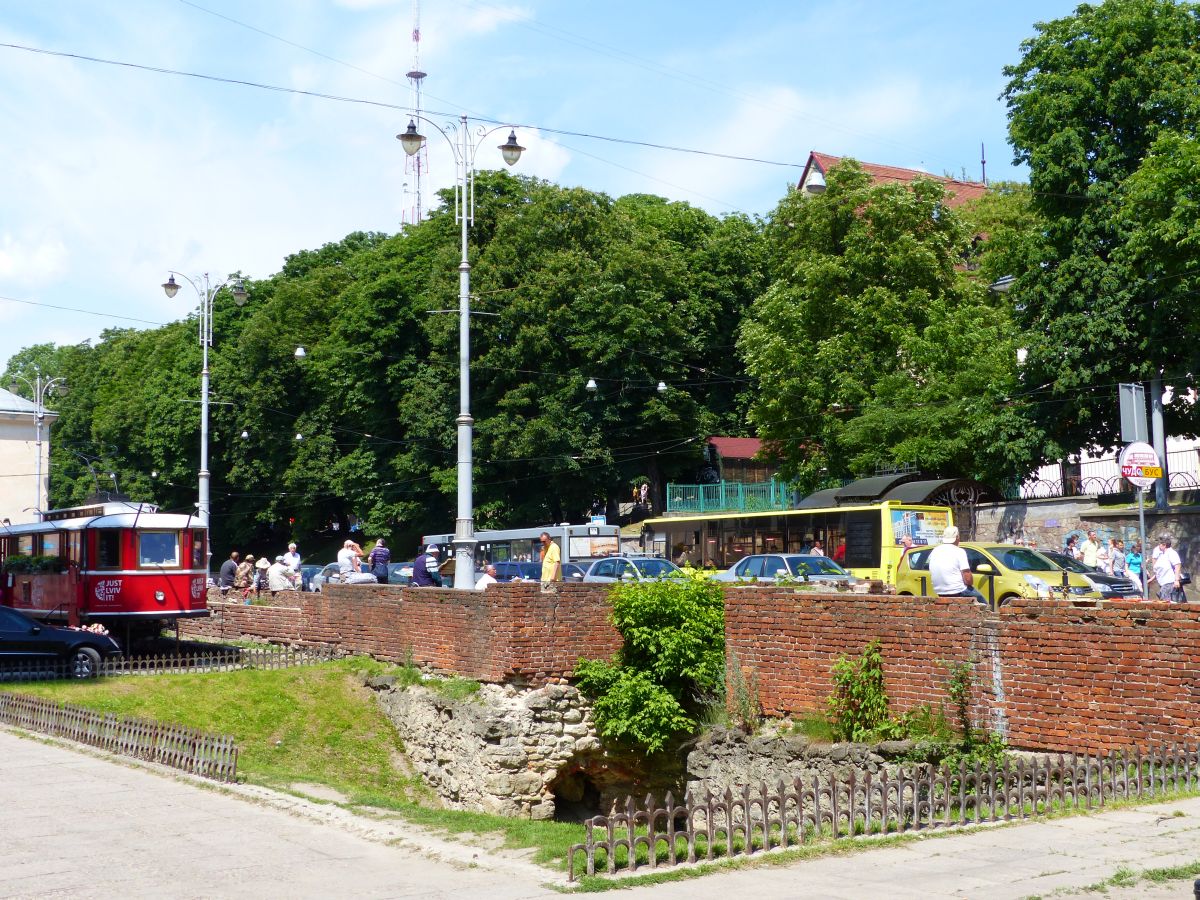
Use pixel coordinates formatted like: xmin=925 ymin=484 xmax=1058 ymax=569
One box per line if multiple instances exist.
xmin=798 ymin=151 xmax=987 ymax=208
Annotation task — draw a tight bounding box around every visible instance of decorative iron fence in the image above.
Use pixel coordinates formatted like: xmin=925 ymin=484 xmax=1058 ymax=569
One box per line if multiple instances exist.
xmin=0 ymin=692 xmax=238 ymax=781
xmin=667 ymin=480 xmax=791 ymax=514
xmin=568 ymin=746 xmax=1200 ymax=881
xmin=0 ymin=645 xmax=336 ymax=683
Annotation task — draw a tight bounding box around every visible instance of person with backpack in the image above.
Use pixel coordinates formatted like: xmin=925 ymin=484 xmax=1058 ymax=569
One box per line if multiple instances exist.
xmin=367 ymin=539 xmax=391 ymax=584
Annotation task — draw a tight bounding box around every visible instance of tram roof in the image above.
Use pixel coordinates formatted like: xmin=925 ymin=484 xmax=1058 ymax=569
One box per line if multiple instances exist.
xmin=4 ymin=501 xmax=202 ymax=534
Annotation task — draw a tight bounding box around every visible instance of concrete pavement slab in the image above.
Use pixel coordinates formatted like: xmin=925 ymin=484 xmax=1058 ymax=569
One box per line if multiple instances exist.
xmin=6 ymin=724 xmax=1200 ymax=899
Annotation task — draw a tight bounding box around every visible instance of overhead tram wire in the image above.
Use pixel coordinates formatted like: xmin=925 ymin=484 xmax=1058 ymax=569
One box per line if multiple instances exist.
xmin=0 ymin=293 xmax=167 ymax=326
xmin=0 ymin=42 xmax=804 ymax=174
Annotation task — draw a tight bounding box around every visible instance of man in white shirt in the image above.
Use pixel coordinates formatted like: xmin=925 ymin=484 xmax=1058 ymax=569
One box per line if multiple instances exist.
xmin=474 ymin=564 xmax=498 ymax=591
xmin=1150 ymin=535 xmax=1183 ymax=601
xmin=927 ymin=526 xmax=986 ymax=605
xmin=1080 ymin=530 xmax=1101 ymax=568
xmin=283 ymin=542 xmax=301 ymax=574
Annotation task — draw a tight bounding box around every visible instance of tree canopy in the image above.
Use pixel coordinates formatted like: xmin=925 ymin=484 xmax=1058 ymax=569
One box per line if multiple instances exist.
xmin=738 ymin=161 xmax=1029 ymax=489
xmin=1002 ymin=0 xmax=1200 ymax=456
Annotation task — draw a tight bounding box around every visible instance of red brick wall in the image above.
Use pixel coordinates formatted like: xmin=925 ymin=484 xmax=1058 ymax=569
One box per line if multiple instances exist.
xmin=725 ymin=589 xmax=1200 ymax=753
xmin=182 ymin=582 xmax=621 ymax=683
xmin=184 ymin=583 xmax=1200 ymax=752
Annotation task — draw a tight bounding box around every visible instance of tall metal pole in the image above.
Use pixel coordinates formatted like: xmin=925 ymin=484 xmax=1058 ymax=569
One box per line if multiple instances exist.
xmin=1151 ymin=373 xmax=1169 ymax=510
xmin=34 ymin=371 xmax=43 ymax=519
xmin=198 ymin=275 xmax=213 ymax=528
xmin=453 ymin=115 xmax=476 ymax=590
xmin=397 ymin=115 xmax=523 ymax=589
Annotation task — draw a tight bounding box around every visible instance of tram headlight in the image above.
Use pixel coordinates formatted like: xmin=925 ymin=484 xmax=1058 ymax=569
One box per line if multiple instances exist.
xmin=155 ymin=590 xmax=165 ymax=603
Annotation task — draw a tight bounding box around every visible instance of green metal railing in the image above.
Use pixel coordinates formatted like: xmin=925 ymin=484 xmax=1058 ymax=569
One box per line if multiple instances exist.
xmin=665 ymin=479 xmax=791 ymax=514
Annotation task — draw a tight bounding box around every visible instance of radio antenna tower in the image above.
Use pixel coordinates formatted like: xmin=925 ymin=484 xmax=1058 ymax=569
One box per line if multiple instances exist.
xmin=404 ymin=0 xmax=427 ymax=224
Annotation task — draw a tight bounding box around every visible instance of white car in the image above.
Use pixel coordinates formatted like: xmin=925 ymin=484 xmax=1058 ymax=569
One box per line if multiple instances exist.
xmin=712 ymin=553 xmax=856 ymax=586
xmin=581 ymin=556 xmax=684 ymax=583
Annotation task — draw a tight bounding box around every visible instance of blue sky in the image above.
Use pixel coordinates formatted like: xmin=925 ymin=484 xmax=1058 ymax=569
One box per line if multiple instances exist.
xmin=0 ymin=0 xmax=1080 ymax=370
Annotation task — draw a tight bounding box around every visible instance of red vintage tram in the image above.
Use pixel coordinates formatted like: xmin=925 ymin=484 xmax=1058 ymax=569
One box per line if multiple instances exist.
xmin=0 ymin=501 xmax=208 ymax=645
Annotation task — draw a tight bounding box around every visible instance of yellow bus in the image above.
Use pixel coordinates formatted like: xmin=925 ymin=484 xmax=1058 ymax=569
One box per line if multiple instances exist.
xmin=644 ymin=501 xmax=953 ymax=584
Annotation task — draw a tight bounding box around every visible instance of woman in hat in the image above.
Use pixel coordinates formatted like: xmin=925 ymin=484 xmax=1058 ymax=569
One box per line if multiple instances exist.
xmin=234 ymin=554 xmax=255 ymax=600
xmin=253 ymin=556 xmax=271 ymax=601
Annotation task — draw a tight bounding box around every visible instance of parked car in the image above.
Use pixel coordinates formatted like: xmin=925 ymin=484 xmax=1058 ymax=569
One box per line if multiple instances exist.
xmin=1037 ymin=550 xmax=1141 ymax=599
xmin=298 ymin=564 xmax=323 ymax=592
xmin=309 ymin=563 xmax=342 ymax=592
xmin=0 ymin=606 xmax=122 ymax=678
xmin=896 ymin=543 xmax=1102 ymax=607
xmin=711 ymin=553 xmax=856 ymax=586
xmin=581 ymin=556 xmax=684 ymax=583
xmin=388 ymin=561 xmax=415 ymax=585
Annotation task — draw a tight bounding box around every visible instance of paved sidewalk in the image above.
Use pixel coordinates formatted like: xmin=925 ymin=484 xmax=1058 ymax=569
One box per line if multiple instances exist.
xmin=4 ymin=726 xmax=1200 ymax=899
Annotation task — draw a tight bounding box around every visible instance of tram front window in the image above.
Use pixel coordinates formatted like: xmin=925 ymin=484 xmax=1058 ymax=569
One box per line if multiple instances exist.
xmin=138 ymin=531 xmax=180 ymax=567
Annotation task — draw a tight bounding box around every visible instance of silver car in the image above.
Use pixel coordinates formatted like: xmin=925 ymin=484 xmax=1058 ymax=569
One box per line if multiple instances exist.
xmin=309 ymin=563 xmax=342 ymax=592
xmin=581 ymin=556 xmax=684 ymax=583
xmin=712 ymin=553 xmax=855 ymax=586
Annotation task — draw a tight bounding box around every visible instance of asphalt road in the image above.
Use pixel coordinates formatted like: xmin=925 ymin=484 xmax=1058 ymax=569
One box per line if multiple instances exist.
xmin=4 ymin=727 xmax=1200 ymax=899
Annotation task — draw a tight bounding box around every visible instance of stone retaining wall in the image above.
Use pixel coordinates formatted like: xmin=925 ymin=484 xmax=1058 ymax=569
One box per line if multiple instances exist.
xmin=370 ymin=679 xmax=678 ymax=819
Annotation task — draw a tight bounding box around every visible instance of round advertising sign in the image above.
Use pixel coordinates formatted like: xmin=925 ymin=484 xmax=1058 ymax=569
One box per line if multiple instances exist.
xmin=1119 ymin=441 xmax=1163 ymax=490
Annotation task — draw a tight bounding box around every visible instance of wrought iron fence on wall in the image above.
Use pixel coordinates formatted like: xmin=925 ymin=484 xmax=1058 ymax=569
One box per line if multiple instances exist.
xmin=666 ymin=480 xmax=792 ymax=514
xmin=0 ymin=645 xmax=336 ymax=683
xmin=0 ymin=692 xmax=238 ymax=781
xmin=568 ymin=745 xmax=1200 ymax=881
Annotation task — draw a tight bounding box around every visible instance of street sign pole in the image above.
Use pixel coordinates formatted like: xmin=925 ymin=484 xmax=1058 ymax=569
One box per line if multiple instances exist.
xmin=1137 ymin=488 xmax=1149 ymax=600
xmin=1120 ymin=434 xmax=1160 ymax=602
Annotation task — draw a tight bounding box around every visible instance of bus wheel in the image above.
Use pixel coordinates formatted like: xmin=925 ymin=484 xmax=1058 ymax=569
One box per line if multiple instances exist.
xmin=69 ymin=647 xmax=101 ymax=679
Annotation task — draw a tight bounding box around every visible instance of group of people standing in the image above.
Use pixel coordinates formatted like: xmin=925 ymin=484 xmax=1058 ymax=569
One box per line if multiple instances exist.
xmin=338 ymin=538 xmax=391 ymax=584
xmin=218 ymin=542 xmax=303 ymax=601
xmin=1067 ymin=529 xmax=1186 ymax=600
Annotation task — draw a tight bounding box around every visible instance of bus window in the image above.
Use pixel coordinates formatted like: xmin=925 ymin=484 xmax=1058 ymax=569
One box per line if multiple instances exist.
xmin=139 ymin=532 xmax=180 ymax=567
xmin=96 ymin=530 xmax=121 ymax=569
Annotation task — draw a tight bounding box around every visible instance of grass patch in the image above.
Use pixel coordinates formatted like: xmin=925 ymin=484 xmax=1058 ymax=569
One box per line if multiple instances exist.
xmin=425 ymin=676 xmax=481 ymax=702
xmin=6 ymin=656 xmax=424 ymax=802
xmin=1080 ymin=858 xmax=1200 ymax=893
xmin=787 ymin=712 xmax=838 ymax=743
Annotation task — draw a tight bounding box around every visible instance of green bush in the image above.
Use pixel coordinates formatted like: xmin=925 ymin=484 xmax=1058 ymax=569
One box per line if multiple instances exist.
xmin=3 ymin=555 xmax=64 ymax=574
xmin=826 ymin=640 xmax=890 ymax=742
xmin=574 ymin=574 xmax=725 ymax=754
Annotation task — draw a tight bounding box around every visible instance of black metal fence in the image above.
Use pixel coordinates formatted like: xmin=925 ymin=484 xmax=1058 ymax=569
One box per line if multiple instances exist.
xmin=0 ymin=645 xmax=336 ymax=683
xmin=0 ymin=692 xmax=238 ymax=781
xmin=568 ymin=745 xmax=1200 ymax=881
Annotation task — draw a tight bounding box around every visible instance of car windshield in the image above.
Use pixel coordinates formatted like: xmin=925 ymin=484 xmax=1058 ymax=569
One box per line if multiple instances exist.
xmin=988 ymin=547 xmax=1056 ymax=572
xmin=1039 ymin=551 xmax=1089 ymax=573
xmin=632 ymin=559 xmax=680 ymax=578
xmin=786 ymin=555 xmax=847 ymax=576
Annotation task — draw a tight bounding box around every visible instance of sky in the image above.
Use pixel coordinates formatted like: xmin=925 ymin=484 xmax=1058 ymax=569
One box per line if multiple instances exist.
xmin=0 ymin=0 xmax=1081 ymax=371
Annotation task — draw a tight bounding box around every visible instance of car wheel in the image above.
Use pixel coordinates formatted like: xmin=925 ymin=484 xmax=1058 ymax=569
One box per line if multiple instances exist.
xmin=998 ymin=593 xmax=1018 ymax=606
xmin=898 ymin=591 xmax=913 ymax=596
xmin=69 ymin=646 xmax=102 ymax=679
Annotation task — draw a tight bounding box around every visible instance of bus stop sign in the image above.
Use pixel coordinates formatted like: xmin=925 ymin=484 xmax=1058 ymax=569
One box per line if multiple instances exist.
xmin=1120 ymin=441 xmax=1162 ymax=489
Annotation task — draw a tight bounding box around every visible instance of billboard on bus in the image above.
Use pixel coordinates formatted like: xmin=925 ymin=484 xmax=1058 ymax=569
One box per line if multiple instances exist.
xmin=890 ymin=508 xmax=950 ymax=546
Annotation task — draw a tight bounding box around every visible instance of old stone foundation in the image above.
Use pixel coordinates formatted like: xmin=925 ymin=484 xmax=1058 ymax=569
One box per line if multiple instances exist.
xmin=687 ymin=726 xmax=914 ymax=799
xmin=369 ymin=678 xmax=682 ymax=820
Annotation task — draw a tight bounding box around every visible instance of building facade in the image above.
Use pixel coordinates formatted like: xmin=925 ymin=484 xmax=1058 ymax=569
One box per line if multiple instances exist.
xmin=0 ymin=387 xmax=57 ymax=523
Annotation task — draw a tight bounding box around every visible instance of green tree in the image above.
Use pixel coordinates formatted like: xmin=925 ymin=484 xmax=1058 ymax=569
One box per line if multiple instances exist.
xmin=738 ymin=161 xmax=1027 ymax=488
xmin=1001 ymin=0 xmax=1200 ymax=456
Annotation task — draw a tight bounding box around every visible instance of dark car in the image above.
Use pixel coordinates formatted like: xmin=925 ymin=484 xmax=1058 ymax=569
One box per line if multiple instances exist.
xmin=492 ymin=561 xmax=541 ymax=582
xmin=0 ymin=606 xmax=122 ymax=678
xmin=1038 ymin=550 xmax=1141 ymax=599
xmin=388 ymin=561 xmax=416 ymax=585
xmin=298 ymin=564 xmax=323 ymax=592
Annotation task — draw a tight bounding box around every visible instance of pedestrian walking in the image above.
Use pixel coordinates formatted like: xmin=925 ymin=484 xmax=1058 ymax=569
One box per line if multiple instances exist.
xmin=1110 ymin=539 xmax=1126 ymax=578
xmin=539 ymin=532 xmax=561 ymax=583
xmin=1150 ymin=535 xmax=1184 ymax=602
xmin=1126 ymin=541 xmax=1144 ymax=593
xmin=283 ymin=542 xmax=301 ymax=574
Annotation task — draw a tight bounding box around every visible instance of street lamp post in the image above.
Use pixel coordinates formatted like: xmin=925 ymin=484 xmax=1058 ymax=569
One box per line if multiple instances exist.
xmin=161 ymin=272 xmax=247 ymax=542
xmin=9 ymin=368 xmax=66 ymax=520
xmin=398 ymin=114 xmax=524 ymax=589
